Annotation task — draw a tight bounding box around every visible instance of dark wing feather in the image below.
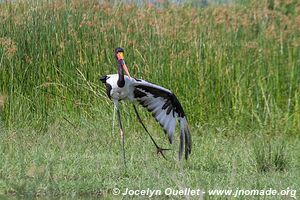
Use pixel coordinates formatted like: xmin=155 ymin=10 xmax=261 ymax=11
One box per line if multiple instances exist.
xmin=133 ymin=79 xmax=191 ymax=160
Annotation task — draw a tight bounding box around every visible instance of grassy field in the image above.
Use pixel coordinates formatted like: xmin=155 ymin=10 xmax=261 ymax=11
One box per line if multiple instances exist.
xmin=0 ymin=0 xmax=299 ymax=199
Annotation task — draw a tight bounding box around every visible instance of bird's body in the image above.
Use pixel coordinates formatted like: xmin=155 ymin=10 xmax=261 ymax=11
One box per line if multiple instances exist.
xmin=103 ymin=74 xmax=135 ymax=101
xmin=100 ymin=47 xmax=191 ymax=163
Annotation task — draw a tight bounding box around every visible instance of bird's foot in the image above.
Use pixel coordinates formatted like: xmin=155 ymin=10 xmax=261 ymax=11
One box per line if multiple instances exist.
xmin=156 ymin=147 xmax=171 ymax=160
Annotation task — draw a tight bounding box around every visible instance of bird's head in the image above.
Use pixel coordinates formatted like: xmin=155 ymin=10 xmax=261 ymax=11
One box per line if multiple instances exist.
xmin=115 ymin=47 xmax=124 ymax=60
xmin=114 ymin=47 xmax=131 ymax=78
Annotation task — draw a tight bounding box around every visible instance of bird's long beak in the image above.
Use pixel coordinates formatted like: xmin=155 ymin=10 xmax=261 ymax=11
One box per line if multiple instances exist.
xmin=117 ymin=52 xmax=131 ymax=79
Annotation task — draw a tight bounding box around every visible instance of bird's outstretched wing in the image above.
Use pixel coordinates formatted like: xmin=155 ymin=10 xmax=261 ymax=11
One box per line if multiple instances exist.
xmin=132 ymin=79 xmax=191 ymax=160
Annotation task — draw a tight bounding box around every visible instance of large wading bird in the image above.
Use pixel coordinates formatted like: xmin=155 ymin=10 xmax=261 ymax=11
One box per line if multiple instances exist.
xmin=100 ymin=47 xmax=191 ymax=165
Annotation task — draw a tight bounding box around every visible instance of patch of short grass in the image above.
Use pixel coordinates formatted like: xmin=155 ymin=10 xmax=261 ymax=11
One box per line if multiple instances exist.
xmin=253 ymin=138 xmax=289 ymax=173
xmin=0 ymin=110 xmax=299 ymax=199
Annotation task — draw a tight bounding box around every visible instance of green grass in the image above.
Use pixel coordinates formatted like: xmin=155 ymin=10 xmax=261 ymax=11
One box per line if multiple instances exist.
xmin=0 ymin=114 xmax=299 ymax=199
xmin=0 ymin=0 xmax=299 ymax=199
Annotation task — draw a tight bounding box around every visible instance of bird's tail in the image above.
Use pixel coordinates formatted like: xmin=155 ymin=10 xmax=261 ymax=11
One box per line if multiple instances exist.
xmin=179 ymin=117 xmax=191 ymax=160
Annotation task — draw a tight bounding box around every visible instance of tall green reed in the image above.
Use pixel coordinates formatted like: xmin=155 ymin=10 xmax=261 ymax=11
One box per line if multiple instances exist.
xmin=0 ymin=0 xmax=299 ymax=133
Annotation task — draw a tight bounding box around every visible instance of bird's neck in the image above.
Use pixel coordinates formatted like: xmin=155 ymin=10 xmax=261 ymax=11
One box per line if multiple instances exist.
xmin=117 ymin=60 xmax=125 ymax=87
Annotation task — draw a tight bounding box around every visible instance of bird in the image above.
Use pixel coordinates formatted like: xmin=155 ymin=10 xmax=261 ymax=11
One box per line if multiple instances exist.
xmin=100 ymin=47 xmax=191 ymax=165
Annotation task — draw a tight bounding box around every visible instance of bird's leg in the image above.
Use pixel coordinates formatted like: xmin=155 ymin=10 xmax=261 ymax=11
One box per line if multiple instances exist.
xmin=111 ymin=105 xmax=116 ymax=137
xmin=133 ymin=104 xmax=170 ymax=160
xmin=109 ymin=105 xmax=117 ymax=151
xmin=116 ymin=106 xmax=126 ymax=167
